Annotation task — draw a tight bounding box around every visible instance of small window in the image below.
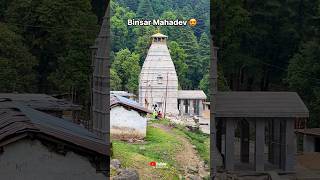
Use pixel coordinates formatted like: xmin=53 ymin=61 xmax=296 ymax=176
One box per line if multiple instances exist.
xmin=157 ymin=75 xmax=163 ymax=84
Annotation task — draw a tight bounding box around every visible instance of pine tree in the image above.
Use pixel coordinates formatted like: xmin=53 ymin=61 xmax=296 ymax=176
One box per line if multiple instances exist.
xmin=136 ymin=0 xmax=155 ymax=19
xmin=168 ymin=41 xmax=188 ymax=89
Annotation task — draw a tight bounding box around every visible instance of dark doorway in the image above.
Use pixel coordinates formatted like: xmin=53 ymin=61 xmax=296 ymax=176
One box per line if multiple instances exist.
xmin=184 ymin=100 xmax=189 ymax=114
xmin=315 ymin=138 xmax=320 ymax=152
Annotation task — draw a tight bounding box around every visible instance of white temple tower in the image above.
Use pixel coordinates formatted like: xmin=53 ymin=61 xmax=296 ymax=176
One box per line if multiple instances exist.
xmin=139 ymin=33 xmax=179 ymax=115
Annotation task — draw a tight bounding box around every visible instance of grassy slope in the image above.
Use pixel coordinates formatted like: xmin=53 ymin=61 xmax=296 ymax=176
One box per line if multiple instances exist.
xmin=158 ymin=119 xmax=210 ymax=165
xmin=112 ymin=124 xmax=182 ymax=179
xmin=111 ymin=119 xmax=210 ymax=179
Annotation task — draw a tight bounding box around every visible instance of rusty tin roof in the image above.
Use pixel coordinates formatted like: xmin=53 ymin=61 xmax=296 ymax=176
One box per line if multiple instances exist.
xmin=0 ymin=93 xmax=81 ymax=111
xmin=110 ymin=95 xmax=152 ymax=114
xmin=0 ymin=101 xmax=108 ymax=156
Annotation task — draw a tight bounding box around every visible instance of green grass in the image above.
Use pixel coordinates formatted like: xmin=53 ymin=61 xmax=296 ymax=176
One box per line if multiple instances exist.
xmin=111 ymin=125 xmax=182 ymax=179
xmin=112 ymin=119 xmax=210 ymax=178
xmin=151 ymin=118 xmax=210 ymax=165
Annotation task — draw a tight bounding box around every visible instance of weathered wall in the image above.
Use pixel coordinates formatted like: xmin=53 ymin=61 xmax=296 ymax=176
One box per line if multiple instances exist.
xmin=0 ymin=139 xmax=106 ymax=180
xmin=110 ymin=106 xmax=147 ymax=140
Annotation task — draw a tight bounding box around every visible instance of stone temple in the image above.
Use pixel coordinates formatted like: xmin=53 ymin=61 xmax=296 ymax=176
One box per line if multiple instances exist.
xmin=139 ymin=33 xmax=207 ymax=116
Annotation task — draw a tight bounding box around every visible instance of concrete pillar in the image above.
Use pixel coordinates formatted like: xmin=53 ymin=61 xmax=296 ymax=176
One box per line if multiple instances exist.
xmin=272 ymin=119 xmax=281 ymax=167
xmin=189 ymin=99 xmax=194 ymax=116
xmin=267 ymin=120 xmax=273 ymax=163
xmin=225 ymin=118 xmax=235 ymax=171
xmin=180 ymin=99 xmax=185 ymax=116
xmin=240 ymin=119 xmax=250 ymax=163
xmin=280 ymin=119 xmax=295 ymax=172
xmin=255 ymin=119 xmax=265 ymax=172
xmin=199 ymin=100 xmax=203 ymax=116
xmin=216 ymin=118 xmax=222 ymax=153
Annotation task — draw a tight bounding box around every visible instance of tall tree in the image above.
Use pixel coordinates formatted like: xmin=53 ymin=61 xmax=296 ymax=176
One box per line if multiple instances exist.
xmin=136 ymin=0 xmax=155 ymax=19
xmin=110 ymin=68 xmax=122 ymax=91
xmin=5 ymin=0 xmax=98 ymax=104
xmin=287 ymin=41 xmax=320 ymax=127
xmin=112 ymin=49 xmax=141 ymax=93
xmin=133 ymin=25 xmax=155 ymax=66
xmin=111 ymin=1 xmax=136 ymax=52
xmin=168 ymin=41 xmax=188 ymax=89
xmin=0 ymin=23 xmax=37 ymax=92
xmin=177 ymin=27 xmax=200 ymax=89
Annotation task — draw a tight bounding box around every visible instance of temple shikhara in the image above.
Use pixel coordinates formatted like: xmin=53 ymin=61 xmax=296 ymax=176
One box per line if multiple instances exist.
xmin=139 ymin=33 xmax=207 ymax=116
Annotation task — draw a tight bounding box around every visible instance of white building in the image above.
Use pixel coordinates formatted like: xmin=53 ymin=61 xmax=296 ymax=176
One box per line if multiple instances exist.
xmin=139 ymin=33 xmax=207 ymax=117
xmin=110 ymin=95 xmax=151 ymax=140
xmin=139 ymin=33 xmax=179 ymax=115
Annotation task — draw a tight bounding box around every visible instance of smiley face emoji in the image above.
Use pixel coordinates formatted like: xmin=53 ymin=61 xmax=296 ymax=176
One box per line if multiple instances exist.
xmin=188 ymin=18 xmax=197 ymax=27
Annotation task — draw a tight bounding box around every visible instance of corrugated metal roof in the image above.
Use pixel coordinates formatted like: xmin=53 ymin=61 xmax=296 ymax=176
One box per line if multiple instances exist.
xmin=216 ymin=91 xmax=309 ymax=118
xmin=178 ymin=90 xmax=207 ymax=99
xmin=0 ymin=93 xmax=81 ymax=111
xmin=110 ymin=95 xmax=152 ymax=114
xmin=110 ymin=91 xmax=136 ymax=97
xmin=295 ymin=128 xmax=320 ymax=137
xmin=0 ymin=102 xmax=108 ymax=156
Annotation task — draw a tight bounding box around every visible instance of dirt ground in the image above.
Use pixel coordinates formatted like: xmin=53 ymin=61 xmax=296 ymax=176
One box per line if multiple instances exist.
xmin=297 ymin=152 xmax=320 ymax=171
xmin=150 ymin=123 xmax=210 ymax=178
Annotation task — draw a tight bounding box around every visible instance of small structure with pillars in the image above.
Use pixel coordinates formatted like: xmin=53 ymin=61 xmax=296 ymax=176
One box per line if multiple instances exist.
xmin=178 ymin=90 xmax=207 ymax=117
xmin=215 ymin=91 xmax=309 ymax=172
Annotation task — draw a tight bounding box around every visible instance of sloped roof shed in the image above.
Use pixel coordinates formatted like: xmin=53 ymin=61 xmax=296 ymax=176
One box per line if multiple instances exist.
xmin=215 ymin=91 xmax=309 ymax=118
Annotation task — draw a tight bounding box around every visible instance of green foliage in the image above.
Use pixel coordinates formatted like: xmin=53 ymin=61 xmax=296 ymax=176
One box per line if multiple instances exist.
xmin=0 ymin=23 xmax=37 ymax=92
xmin=112 ymin=125 xmax=182 ymax=179
xmin=133 ymin=25 xmax=155 ymax=65
xmin=199 ymin=73 xmax=210 ymax=99
xmin=178 ymin=27 xmax=201 ymax=89
xmin=4 ymin=0 xmax=98 ymax=105
xmin=111 ymin=1 xmax=136 ymax=51
xmin=112 ymin=49 xmax=141 ymax=93
xmin=136 ymin=0 xmax=155 ymax=19
xmin=168 ymin=41 xmax=188 ymax=89
xmin=110 ymin=68 xmax=122 ymax=91
xmin=287 ymin=41 xmax=320 ymax=127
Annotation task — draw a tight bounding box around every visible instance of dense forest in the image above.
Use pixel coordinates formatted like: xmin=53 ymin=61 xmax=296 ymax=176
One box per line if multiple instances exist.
xmin=0 ymin=0 xmax=320 ymax=127
xmin=212 ymin=0 xmax=320 ymax=127
xmin=110 ymin=0 xmax=211 ymax=95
